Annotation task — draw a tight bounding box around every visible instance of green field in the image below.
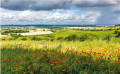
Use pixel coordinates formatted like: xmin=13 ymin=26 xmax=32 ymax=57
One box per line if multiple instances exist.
xmin=1 ymin=26 xmax=120 ymax=74
xmin=1 ymin=28 xmax=120 ymax=41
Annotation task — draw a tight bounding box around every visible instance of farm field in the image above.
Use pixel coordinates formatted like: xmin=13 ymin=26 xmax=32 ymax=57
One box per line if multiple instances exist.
xmin=1 ymin=25 xmax=120 ymax=74
xmin=1 ymin=27 xmax=53 ymax=36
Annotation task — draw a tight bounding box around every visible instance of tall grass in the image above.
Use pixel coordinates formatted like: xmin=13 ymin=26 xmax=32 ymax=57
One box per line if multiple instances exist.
xmin=1 ymin=39 xmax=120 ymax=59
xmin=1 ymin=40 xmax=120 ymax=74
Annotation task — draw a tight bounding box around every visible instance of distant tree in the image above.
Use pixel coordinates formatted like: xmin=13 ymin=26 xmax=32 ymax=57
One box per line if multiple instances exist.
xmin=57 ymin=37 xmax=64 ymax=41
xmin=51 ymin=38 xmax=54 ymax=41
xmin=115 ymin=24 xmax=120 ymax=27
xmin=65 ymin=34 xmax=77 ymax=41
xmin=31 ymin=36 xmax=36 ymax=40
xmin=10 ymin=34 xmax=19 ymax=38
xmin=1 ymin=38 xmax=6 ymax=40
xmin=114 ymin=30 xmax=119 ymax=34
xmin=79 ymin=35 xmax=88 ymax=41
xmin=31 ymin=36 xmax=39 ymax=40
xmin=21 ymin=37 xmax=27 ymax=41
xmin=43 ymin=29 xmax=45 ymax=31
xmin=103 ymin=34 xmax=112 ymax=41
xmin=116 ymin=32 xmax=120 ymax=37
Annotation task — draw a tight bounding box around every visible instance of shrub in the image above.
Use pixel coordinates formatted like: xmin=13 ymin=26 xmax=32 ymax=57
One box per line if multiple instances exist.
xmin=21 ymin=37 xmax=27 ymax=41
xmin=43 ymin=29 xmax=45 ymax=31
xmin=79 ymin=35 xmax=88 ymax=41
xmin=114 ymin=30 xmax=119 ymax=34
xmin=10 ymin=33 xmax=22 ymax=38
xmin=1 ymin=38 xmax=6 ymax=40
xmin=31 ymin=36 xmax=42 ymax=40
xmin=10 ymin=37 xmax=17 ymax=40
xmin=65 ymin=34 xmax=78 ymax=41
xmin=1 ymin=30 xmax=29 ymax=35
xmin=116 ymin=32 xmax=120 ymax=37
xmin=103 ymin=34 xmax=112 ymax=41
xmin=57 ymin=37 xmax=64 ymax=41
xmin=45 ymin=34 xmax=55 ymax=38
xmin=44 ymin=37 xmax=50 ymax=41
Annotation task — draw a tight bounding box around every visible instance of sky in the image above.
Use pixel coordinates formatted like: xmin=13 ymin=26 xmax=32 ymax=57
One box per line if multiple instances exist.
xmin=0 ymin=0 xmax=120 ymax=25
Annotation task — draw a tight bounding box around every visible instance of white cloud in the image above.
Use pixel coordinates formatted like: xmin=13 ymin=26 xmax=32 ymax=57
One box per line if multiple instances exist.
xmin=0 ymin=8 xmax=101 ymax=25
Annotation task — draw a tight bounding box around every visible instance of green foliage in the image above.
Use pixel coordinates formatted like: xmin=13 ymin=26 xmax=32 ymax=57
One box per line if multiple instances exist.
xmin=103 ymin=34 xmax=112 ymax=41
xmin=65 ymin=34 xmax=78 ymax=41
xmin=114 ymin=30 xmax=119 ymax=34
xmin=31 ymin=36 xmax=43 ymax=41
xmin=21 ymin=37 xmax=27 ymax=41
xmin=116 ymin=32 xmax=120 ymax=37
xmin=9 ymin=34 xmax=23 ymax=40
xmin=57 ymin=37 xmax=64 ymax=41
xmin=1 ymin=30 xmax=29 ymax=35
xmin=114 ymin=24 xmax=120 ymax=27
xmin=79 ymin=35 xmax=89 ymax=41
xmin=1 ymin=37 xmax=6 ymax=41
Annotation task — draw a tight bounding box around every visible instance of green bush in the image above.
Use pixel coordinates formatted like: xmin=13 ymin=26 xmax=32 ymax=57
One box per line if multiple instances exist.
xmin=21 ymin=37 xmax=27 ymax=41
xmin=65 ymin=34 xmax=78 ymax=41
xmin=103 ymin=34 xmax=112 ymax=41
xmin=1 ymin=38 xmax=6 ymax=40
xmin=57 ymin=37 xmax=64 ymax=41
xmin=79 ymin=34 xmax=98 ymax=41
xmin=114 ymin=30 xmax=119 ymax=34
xmin=10 ymin=34 xmax=22 ymax=38
xmin=116 ymin=32 xmax=120 ymax=37
xmin=51 ymin=38 xmax=55 ymax=41
xmin=10 ymin=37 xmax=17 ymax=40
xmin=44 ymin=34 xmax=55 ymax=38
xmin=79 ymin=35 xmax=88 ymax=41
xmin=31 ymin=36 xmax=42 ymax=41
xmin=1 ymin=30 xmax=29 ymax=35
xmin=44 ymin=37 xmax=50 ymax=41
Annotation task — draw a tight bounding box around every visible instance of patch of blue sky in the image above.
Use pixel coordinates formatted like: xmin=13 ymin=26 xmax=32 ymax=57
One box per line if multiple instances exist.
xmin=70 ymin=6 xmax=84 ymax=14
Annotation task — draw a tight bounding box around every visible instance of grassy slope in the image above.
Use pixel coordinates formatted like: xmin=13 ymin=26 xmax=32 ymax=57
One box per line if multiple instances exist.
xmin=53 ymin=29 xmax=116 ymax=38
xmin=1 ymin=29 xmax=119 ymax=41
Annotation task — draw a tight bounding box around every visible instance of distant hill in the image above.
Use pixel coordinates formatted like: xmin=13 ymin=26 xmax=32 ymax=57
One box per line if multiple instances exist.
xmin=53 ymin=29 xmax=116 ymax=39
xmin=115 ymin=24 xmax=120 ymax=27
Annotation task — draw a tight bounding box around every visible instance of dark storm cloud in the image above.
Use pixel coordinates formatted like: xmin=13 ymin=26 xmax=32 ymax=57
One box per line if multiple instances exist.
xmin=1 ymin=0 xmax=120 ymax=10
xmin=1 ymin=0 xmax=120 ymax=25
xmin=1 ymin=0 xmax=71 ymax=10
xmin=72 ymin=0 xmax=120 ymax=8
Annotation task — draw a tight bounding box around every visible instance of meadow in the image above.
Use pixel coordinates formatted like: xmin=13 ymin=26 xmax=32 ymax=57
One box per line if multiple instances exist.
xmin=1 ymin=25 xmax=120 ymax=74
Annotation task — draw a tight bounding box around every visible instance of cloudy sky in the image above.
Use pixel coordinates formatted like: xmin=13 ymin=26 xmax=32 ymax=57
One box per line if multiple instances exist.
xmin=0 ymin=0 xmax=120 ymax=25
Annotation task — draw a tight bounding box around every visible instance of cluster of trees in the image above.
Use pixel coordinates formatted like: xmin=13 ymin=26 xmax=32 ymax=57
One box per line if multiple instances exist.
xmin=36 ymin=26 xmax=64 ymax=32
xmin=72 ymin=28 xmax=120 ymax=31
xmin=114 ymin=24 xmax=120 ymax=27
xmin=1 ymin=30 xmax=29 ymax=35
xmin=57 ymin=34 xmax=112 ymax=41
xmin=1 ymin=34 xmax=55 ymax=41
xmin=114 ymin=30 xmax=120 ymax=37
